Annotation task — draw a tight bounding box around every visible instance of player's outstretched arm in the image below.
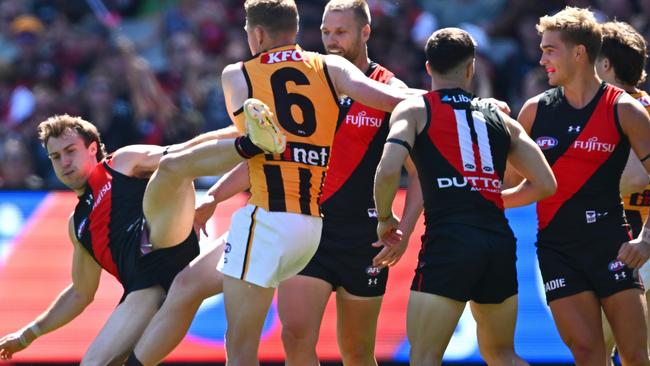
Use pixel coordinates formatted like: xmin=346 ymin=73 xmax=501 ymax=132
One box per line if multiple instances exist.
xmin=0 ymin=217 xmax=101 ymax=360
xmin=501 ymin=112 xmax=557 ymax=208
xmin=324 ymin=54 xmax=423 ymax=113
xmin=617 ymin=95 xmax=650 ymax=268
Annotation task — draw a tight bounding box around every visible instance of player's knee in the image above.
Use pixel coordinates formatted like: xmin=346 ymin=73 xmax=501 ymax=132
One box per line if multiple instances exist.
xmin=567 ymin=342 xmax=601 ymax=364
xmin=158 ymin=153 xmax=186 ymax=176
xmin=281 ymin=322 xmax=317 ymax=349
xmin=340 ymin=344 xmax=375 ymax=366
xmin=478 ymin=345 xmax=518 ymax=366
xmin=409 ymin=345 xmax=444 ymax=365
xmin=167 ymin=270 xmax=203 ymax=303
xmin=617 ymin=347 xmax=650 ymax=366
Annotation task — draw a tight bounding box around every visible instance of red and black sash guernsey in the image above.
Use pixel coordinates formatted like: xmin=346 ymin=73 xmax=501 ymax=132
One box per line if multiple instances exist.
xmin=319 ymin=62 xmax=394 ymax=221
xmin=412 ymin=88 xmax=512 ymax=234
xmin=531 ymin=83 xmax=629 ymax=245
xmin=73 ymin=158 xmax=149 ymax=283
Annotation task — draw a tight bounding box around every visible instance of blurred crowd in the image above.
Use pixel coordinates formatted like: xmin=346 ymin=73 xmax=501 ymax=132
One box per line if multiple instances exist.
xmin=0 ymin=0 xmax=649 ymax=189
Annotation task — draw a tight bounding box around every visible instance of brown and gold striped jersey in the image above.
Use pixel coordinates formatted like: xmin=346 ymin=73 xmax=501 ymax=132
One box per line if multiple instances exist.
xmin=622 ymin=90 xmax=650 ymax=235
xmin=233 ymin=44 xmax=340 ymax=216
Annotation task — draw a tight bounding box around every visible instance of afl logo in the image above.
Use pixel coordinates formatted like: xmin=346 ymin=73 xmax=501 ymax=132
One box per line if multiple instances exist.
xmin=535 ymin=136 xmax=558 ymax=150
xmin=608 ymin=260 xmax=625 ymax=272
xmin=365 ymin=266 xmax=382 ymax=277
xmin=464 ymin=163 xmax=476 ymax=170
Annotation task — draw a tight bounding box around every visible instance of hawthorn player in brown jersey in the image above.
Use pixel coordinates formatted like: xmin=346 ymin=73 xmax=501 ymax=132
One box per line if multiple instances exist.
xmin=596 ymin=20 xmax=650 ymax=365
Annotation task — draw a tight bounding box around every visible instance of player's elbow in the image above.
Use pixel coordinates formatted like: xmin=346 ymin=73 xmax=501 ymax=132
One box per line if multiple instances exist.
xmin=620 ymin=173 xmax=650 ymax=196
xmin=70 ymin=287 xmax=95 ymax=308
xmin=536 ymin=174 xmax=557 ymax=200
xmin=375 ymin=163 xmax=401 ymax=186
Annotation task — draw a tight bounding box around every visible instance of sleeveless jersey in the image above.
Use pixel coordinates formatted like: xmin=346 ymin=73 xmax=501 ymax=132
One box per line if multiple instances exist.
xmin=233 ymin=44 xmax=340 ymax=217
xmin=622 ymin=90 xmax=650 ymax=235
xmin=73 ymin=158 xmax=148 ymax=283
xmin=412 ymin=89 xmax=512 ymax=234
xmin=531 ymin=83 xmax=629 ymax=245
xmin=320 ymin=62 xmax=394 ymax=221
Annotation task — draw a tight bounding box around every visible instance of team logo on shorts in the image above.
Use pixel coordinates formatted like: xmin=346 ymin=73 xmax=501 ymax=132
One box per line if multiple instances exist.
xmin=365 ymin=266 xmax=382 ymax=277
xmin=225 ymin=243 xmax=232 ymax=253
xmin=608 ymin=260 xmax=625 ymax=272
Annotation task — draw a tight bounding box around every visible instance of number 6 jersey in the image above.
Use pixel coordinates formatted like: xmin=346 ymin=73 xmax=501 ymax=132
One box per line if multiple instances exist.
xmin=234 ymin=44 xmax=340 ymax=216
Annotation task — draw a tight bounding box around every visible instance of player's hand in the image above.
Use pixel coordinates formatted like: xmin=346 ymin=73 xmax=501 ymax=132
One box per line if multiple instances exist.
xmin=618 ymin=238 xmax=650 ymax=269
xmin=194 ymin=196 xmax=218 ymax=238
xmin=376 ymin=214 xmax=401 ymax=245
xmin=372 ymin=234 xmax=407 ymax=269
xmin=483 ymin=97 xmax=511 ymax=115
xmin=0 ymin=332 xmax=27 ymax=360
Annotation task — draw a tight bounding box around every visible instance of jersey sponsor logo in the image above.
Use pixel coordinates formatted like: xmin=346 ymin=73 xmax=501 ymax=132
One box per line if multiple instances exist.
xmin=572 ymin=136 xmax=615 ymax=153
xmin=441 ymin=94 xmax=472 ymax=103
xmin=76 ymin=217 xmax=88 ymax=239
xmin=437 ymin=176 xmax=502 ymax=193
xmin=260 ymin=49 xmax=305 ymax=64
xmin=535 ymin=136 xmax=558 ymax=150
xmin=266 ymin=142 xmax=330 ymax=167
xmin=567 ymin=125 xmax=581 ymax=133
xmin=608 ymin=259 xmax=625 ymax=272
xmin=366 ymin=265 xmax=383 ymax=277
xmin=345 ymin=110 xmax=382 ymax=128
xmin=92 ymin=182 xmax=112 ymax=210
xmin=544 ymin=278 xmax=566 ymax=292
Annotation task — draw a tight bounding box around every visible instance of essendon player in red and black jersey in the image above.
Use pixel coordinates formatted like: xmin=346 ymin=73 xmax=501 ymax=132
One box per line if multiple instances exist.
xmin=512 ymin=7 xmax=650 ymax=365
xmin=0 ymin=113 xmax=270 ymax=362
xmin=72 ymin=159 xmax=197 ymax=296
xmin=278 ymin=2 xmax=422 ymax=365
xmin=375 ymin=28 xmax=555 ymax=366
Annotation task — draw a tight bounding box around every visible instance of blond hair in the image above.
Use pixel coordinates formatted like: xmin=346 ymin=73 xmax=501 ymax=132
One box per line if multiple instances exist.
xmin=537 ymin=7 xmax=602 ymax=63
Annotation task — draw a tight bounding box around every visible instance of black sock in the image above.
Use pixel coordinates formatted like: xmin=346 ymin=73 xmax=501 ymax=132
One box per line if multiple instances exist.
xmin=235 ymin=136 xmax=263 ymax=158
xmin=124 ymin=352 xmax=144 ymax=366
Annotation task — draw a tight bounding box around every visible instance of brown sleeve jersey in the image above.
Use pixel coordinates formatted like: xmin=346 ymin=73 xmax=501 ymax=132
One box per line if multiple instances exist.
xmin=622 ymin=90 xmax=650 ymax=235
